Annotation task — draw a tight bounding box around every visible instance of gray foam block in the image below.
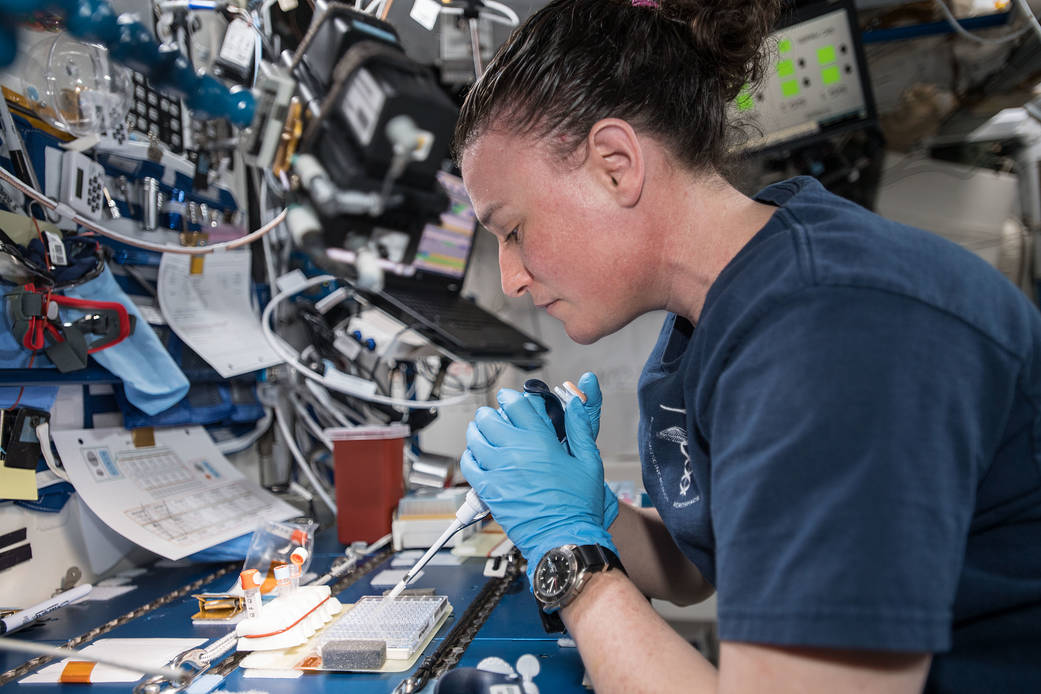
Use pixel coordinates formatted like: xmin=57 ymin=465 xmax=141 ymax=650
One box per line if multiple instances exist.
xmin=320 ymin=639 xmax=388 ymax=670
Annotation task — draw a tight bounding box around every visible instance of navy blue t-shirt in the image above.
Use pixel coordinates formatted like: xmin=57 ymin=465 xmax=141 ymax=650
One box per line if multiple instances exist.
xmin=638 ymin=176 xmax=1041 ymax=691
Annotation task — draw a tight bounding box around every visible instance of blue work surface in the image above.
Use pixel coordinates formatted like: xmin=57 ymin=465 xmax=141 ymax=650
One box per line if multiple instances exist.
xmin=1 ymin=540 xmax=589 ymax=693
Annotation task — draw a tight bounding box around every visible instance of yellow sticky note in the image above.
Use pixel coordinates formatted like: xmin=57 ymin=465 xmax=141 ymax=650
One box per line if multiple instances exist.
xmin=0 ymin=462 xmax=39 ymax=501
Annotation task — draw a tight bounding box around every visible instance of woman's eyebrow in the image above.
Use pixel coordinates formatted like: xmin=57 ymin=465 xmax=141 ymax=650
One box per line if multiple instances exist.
xmin=477 ymin=201 xmax=505 ymax=230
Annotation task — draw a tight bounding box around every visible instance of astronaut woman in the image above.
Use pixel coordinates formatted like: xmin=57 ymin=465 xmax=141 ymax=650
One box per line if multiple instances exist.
xmin=454 ymin=0 xmax=1041 ymax=691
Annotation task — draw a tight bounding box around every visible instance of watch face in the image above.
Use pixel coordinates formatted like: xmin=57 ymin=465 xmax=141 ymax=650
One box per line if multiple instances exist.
xmin=535 ymin=548 xmax=576 ymax=602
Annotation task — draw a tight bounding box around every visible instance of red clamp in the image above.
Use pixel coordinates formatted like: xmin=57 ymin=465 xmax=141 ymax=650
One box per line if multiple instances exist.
xmin=10 ymin=284 xmax=135 ymax=372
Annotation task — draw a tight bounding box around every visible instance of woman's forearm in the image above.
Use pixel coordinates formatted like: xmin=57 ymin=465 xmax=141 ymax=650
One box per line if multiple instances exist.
xmin=608 ymin=503 xmax=714 ymax=605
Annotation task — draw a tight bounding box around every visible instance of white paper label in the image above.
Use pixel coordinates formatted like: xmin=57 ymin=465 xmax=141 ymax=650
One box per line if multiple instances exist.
xmin=45 ymin=230 xmax=67 ymax=266
xmin=410 ymin=0 xmax=442 ymax=31
xmin=344 ymin=68 xmax=384 ymax=147
xmin=219 ymin=18 xmax=255 ymax=70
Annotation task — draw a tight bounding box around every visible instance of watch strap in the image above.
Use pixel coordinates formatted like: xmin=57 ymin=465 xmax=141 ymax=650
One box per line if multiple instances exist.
xmin=538 ymin=606 xmax=566 ymax=633
xmin=573 ymin=544 xmax=626 ymax=576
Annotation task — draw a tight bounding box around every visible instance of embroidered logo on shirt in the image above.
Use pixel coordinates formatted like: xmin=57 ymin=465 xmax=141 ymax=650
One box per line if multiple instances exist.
xmin=648 ymin=404 xmax=700 ymax=509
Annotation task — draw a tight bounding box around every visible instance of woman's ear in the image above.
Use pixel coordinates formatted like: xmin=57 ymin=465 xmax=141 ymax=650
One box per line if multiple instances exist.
xmin=587 ymin=118 xmax=645 ymax=207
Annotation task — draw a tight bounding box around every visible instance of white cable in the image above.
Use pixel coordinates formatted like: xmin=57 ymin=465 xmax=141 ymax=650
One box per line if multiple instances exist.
xmin=933 ymin=0 xmax=1031 ymax=44
xmin=261 ymin=275 xmax=472 ymax=409
xmin=289 ymin=392 xmax=334 ymax=450
xmin=35 ymin=421 xmax=69 ymax=482
xmin=0 ymin=164 xmax=286 ymax=255
xmin=200 ymin=631 xmax=237 ymax=664
xmin=365 ymin=532 xmax=392 ymax=552
xmin=481 ymin=0 xmax=519 ymax=24
xmin=440 ymin=0 xmax=518 ymax=26
xmin=371 ymin=324 xmax=410 ymax=375
xmin=288 ymin=480 xmax=315 ymax=502
xmin=251 ymin=10 xmax=263 ymax=88
xmin=440 ymin=5 xmax=516 ymax=26
xmin=215 ymin=407 xmax=274 ymax=455
xmin=256 ymin=170 xmax=282 ymax=293
xmin=1012 ymin=0 xmax=1041 ymax=44
xmin=303 ymin=379 xmax=353 ymax=427
xmin=274 ymin=404 xmax=337 ymax=514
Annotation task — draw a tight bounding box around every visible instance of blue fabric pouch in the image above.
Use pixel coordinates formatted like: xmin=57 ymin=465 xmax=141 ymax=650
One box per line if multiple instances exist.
xmin=62 ymin=265 xmax=189 ymax=415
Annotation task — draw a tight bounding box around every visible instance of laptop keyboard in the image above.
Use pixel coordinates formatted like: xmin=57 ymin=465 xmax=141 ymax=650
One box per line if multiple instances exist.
xmin=384 ymin=289 xmax=539 ymax=354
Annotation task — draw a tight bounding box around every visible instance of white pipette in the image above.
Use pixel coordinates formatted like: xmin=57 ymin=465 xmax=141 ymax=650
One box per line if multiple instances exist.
xmin=385 ymin=380 xmax=586 ymax=601
xmin=384 ymin=489 xmax=489 ymax=600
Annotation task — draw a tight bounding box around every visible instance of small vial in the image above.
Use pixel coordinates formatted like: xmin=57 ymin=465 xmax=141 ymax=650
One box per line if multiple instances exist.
xmin=274 ymin=563 xmax=294 ymax=597
xmin=290 ymin=547 xmax=308 ymax=590
xmin=240 ymin=568 xmax=263 ymax=619
xmin=553 ymin=381 xmax=587 ymax=405
xmin=562 ymin=381 xmax=586 ymax=402
xmin=163 ymin=188 xmax=186 ymax=231
xmin=141 ymin=177 xmax=159 ymax=230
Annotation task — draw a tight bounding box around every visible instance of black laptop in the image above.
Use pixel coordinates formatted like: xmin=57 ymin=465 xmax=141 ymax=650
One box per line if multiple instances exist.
xmin=362 ymin=172 xmax=548 ymax=363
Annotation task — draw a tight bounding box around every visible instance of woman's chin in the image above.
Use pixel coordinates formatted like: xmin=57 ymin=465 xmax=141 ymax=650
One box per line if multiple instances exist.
xmin=562 ymin=320 xmax=604 ymax=346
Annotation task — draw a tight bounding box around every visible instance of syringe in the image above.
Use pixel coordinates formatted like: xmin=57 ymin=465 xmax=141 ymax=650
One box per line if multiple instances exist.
xmin=385 ymin=379 xmax=585 ymax=601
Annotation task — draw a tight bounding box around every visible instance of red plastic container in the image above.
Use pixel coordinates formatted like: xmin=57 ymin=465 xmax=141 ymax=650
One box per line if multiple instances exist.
xmin=329 ymin=424 xmax=409 ymax=545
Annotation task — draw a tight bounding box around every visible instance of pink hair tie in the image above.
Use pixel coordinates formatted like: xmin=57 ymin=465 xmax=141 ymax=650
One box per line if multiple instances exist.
xmin=631 ymin=0 xmax=658 ymax=7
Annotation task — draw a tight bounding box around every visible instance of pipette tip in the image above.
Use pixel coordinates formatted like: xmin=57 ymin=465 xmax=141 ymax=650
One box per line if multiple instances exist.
xmin=384 ymin=579 xmax=407 ymax=601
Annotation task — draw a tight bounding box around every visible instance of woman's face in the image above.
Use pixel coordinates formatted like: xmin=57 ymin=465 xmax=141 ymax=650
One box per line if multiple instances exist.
xmin=461 ymin=130 xmax=655 ymax=344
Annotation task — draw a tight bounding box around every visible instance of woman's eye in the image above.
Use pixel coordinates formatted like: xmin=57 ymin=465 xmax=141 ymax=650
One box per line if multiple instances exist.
xmin=505 ymin=226 xmax=519 ymax=243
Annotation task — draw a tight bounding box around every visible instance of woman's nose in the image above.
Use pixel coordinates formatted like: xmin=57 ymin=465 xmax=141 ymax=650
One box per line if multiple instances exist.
xmin=499 ymin=245 xmax=531 ymax=297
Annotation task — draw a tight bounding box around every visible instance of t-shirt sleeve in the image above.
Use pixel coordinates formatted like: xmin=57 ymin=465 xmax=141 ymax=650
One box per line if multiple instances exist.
xmin=706 ymin=286 xmax=1007 ymax=652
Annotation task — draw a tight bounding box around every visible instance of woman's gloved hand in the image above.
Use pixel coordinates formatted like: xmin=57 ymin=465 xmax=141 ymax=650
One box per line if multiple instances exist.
xmin=462 ymin=387 xmax=617 ymax=585
xmin=522 ymin=372 xmax=618 ymax=530
xmin=574 ymin=372 xmax=619 ymax=530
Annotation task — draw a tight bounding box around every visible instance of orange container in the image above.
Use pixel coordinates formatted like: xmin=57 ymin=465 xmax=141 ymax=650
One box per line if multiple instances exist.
xmin=329 ymin=424 xmax=410 ymax=545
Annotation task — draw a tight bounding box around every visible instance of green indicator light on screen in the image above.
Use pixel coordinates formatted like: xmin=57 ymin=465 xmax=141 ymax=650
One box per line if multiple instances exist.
xmin=822 ymin=66 xmax=840 ymax=85
xmin=777 ymin=59 xmax=794 ymax=77
xmin=781 ymin=80 xmax=799 ymax=97
xmin=817 ymin=45 xmax=836 ymax=64
xmin=778 ymin=38 xmax=792 ymax=53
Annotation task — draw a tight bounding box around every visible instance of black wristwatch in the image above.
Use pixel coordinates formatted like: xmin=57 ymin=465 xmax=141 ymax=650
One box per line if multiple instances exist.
xmin=532 ymin=544 xmax=626 ymax=633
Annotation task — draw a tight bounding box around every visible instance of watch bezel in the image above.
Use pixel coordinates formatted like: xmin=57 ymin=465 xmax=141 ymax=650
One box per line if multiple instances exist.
xmin=533 ymin=544 xmax=580 ymax=607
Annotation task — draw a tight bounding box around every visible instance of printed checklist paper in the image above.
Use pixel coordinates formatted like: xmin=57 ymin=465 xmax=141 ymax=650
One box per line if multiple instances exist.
xmin=51 ymin=426 xmax=298 ymax=560
xmin=157 ymin=250 xmax=282 ymax=378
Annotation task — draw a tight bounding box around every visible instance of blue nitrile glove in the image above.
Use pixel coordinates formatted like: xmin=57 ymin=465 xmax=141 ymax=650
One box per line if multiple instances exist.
xmin=575 ymin=372 xmax=619 ymax=529
xmin=462 ymin=388 xmax=617 ymax=586
xmin=577 ymin=371 xmax=602 ymax=438
xmin=522 ymin=372 xmax=619 ymax=531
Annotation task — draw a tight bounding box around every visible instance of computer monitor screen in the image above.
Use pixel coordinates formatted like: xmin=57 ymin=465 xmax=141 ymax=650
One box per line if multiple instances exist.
xmin=735 ymin=0 xmax=875 ymax=152
xmin=411 ymin=171 xmax=477 ymax=279
xmin=369 ymin=170 xmax=477 ymax=282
